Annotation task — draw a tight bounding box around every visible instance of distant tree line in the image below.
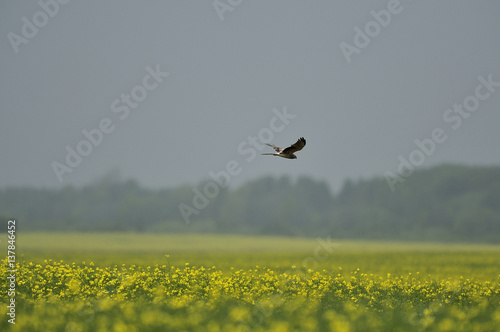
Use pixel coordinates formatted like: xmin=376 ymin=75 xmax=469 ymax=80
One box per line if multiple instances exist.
xmin=1 ymin=164 xmax=499 ymax=242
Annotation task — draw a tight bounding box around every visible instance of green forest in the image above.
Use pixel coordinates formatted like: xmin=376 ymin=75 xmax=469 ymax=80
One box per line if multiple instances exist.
xmin=1 ymin=164 xmax=499 ymax=242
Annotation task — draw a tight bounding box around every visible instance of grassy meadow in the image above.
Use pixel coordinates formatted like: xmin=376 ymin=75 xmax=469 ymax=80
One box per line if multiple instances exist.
xmin=2 ymin=233 xmax=500 ymax=331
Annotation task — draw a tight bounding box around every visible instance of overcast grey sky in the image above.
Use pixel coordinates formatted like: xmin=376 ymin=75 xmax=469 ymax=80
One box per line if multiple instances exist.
xmin=1 ymin=1 xmax=499 ymax=192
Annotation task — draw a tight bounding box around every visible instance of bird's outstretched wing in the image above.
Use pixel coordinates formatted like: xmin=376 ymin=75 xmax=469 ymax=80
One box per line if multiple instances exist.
xmin=282 ymin=137 xmax=306 ymax=155
xmin=265 ymin=143 xmax=283 ymax=153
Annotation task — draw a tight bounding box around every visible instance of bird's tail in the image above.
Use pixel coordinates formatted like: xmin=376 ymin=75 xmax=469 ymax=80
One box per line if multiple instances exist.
xmin=262 ymin=153 xmax=277 ymax=156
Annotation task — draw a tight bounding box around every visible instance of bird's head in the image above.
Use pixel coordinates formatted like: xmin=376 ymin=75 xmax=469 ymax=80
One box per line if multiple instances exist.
xmin=292 ymin=155 xmax=297 ymax=159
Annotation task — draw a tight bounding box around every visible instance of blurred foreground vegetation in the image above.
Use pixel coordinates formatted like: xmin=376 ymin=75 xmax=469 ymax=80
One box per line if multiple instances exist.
xmin=1 ymin=233 xmax=500 ymax=331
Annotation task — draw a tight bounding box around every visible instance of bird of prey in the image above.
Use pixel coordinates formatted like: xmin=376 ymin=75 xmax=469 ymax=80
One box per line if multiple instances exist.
xmin=262 ymin=137 xmax=306 ymax=159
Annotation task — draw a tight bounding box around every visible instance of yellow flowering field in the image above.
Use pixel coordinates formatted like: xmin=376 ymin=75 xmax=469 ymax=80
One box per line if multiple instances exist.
xmin=1 ymin=233 xmax=500 ymax=331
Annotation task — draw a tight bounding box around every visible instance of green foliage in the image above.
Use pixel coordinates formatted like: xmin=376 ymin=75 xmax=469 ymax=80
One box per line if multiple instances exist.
xmin=1 ymin=164 xmax=499 ymax=242
xmin=2 ymin=234 xmax=500 ymax=331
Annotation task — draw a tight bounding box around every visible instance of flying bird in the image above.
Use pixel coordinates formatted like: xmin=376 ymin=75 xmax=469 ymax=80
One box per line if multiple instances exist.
xmin=262 ymin=137 xmax=306 ymax=159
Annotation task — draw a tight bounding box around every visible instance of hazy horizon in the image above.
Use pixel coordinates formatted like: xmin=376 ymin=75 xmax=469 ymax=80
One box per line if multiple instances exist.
xmin=2 ymin=1 xmax=500 ymax=192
